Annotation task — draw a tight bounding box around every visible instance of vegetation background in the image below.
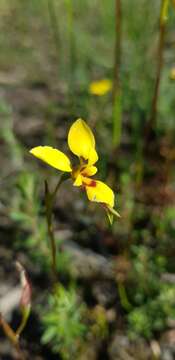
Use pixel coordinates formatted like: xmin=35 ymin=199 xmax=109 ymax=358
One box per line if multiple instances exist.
xmin=1 ymin=0 xmax=175 ymax=359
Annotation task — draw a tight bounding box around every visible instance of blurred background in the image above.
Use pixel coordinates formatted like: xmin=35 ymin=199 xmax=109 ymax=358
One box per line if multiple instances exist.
xmin=1 ymin=0 xmax=175 ymax=359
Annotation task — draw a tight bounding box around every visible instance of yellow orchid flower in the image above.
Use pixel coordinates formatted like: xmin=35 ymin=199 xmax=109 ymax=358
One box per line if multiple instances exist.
xmin=29 ymin=118 xmax=119 ymax=221
xmin=89 ymin=79 xmax=112 ymax=96
xmin=170 ymin=67 xmax=175 ymax=80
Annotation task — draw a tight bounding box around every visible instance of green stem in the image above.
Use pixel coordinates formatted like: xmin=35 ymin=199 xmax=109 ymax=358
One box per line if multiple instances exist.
xmin=47 ymin=0 xmax=60 ymax=70
xmin=118 ymin=282 xmax=132 ymax=311
xmin=44 ymin=175 xmax=67 ymax=283
xmin=113 ymin=0 xmax=122 ymax=100
xmin=65 ymin=0 xmax=76 ymax=102
xmin=112 ymin=0 xmax=122 ymax=148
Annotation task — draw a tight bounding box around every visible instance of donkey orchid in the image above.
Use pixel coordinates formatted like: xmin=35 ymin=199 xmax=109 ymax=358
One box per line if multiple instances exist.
xmin=89 ymin=79 xmax=112 ymax=96
xmin=30 ymin=119 xmax=119 ymax=222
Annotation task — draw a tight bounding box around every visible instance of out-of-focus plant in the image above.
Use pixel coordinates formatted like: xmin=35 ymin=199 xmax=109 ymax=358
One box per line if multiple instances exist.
xmin=127 ymin=245 xmax=175 ymax=339
xmin=10 ymin=171 xmax=46 ymax=249
xmin=146 ymin=0 xmax=170 ymax=138
xmin=156 ymin=206 xmax=175 ymax=238
xmin=41 ymin=284 xmax=87 ymax=359
xmin=0 ymin=99 xmax=23 ymax=169
xmin=41 ymin=290 xmax=110 ymax=359
xmin=113 ymin=172 xmax=134 ymax=238
xmin=90 ymin=305 xmax=108 ymax=340
xmin=10 ymin=171 xmax=51 ymax=272
xmin=10 ymin=171 xmax=70 ymax=275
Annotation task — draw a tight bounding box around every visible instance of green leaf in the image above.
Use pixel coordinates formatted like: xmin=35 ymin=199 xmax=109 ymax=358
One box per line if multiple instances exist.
xmin=107 ymin=211 xmax=113 ymax=225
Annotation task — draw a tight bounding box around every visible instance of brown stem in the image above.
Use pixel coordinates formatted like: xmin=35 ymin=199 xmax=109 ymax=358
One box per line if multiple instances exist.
xmin=146 ymin=0 xmax=169 ymax=136
xmin=14 ymin=343 xmax=26 ymax=360
xmin=0 ymin=314 xmax=25 ymax=360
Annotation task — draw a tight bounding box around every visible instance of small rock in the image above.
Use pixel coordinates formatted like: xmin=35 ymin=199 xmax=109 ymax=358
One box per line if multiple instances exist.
xmin=108 ymin=333 xmax=152 ymax=360
xmin=0 ymin=284 xmax=21 ymax=320
xmin=161 ymin=349 xmax=174 ymax=360
xmin=161 ymin=330 xmax=175 ymax=360
xmin=92 ymin=280 xmax=117 ymax=306
xmin=63 ymin=240 xmax=115 ymax=279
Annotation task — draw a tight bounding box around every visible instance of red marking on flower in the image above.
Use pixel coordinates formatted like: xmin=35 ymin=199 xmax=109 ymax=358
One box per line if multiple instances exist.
xmin=82 ymin=179 xmax=97 ymax=188
xmin=81 ymin=172 xmax=88 ymax=177
xmin=88 ymin=180 xmax=97 ymax=187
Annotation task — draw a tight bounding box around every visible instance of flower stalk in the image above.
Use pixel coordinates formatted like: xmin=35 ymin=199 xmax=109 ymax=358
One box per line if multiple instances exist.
xmin=112 ymin=0 xmax=122 ymax=147
xmin=146 ymin=0 xmax=169 ymax=138
xmin=44 ymin=175 xmax=67 ymax=282
xmin=47 ymin=0 xmax=60 ymax=73
xmin=45 ymin=180 xmax=57 ymax=283
xmin=113 ymin=0 xmax=122 ymax=100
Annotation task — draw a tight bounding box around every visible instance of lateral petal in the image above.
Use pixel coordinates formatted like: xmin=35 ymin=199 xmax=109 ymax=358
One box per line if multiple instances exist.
xmin=29 ymin=146 xmax=72 ymax=172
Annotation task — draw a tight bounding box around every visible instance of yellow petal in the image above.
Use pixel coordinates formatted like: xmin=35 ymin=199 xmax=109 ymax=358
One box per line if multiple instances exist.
xmin=73 ymin=173 xmax=83 ymax=186
xmin=89 ymin=79 xmax=112 ymax=96
xmin=88 ymin=148 xmax=98 ymax=165
xmin=81 ymin=165 xmax=97 ymax=177
xmin=85 ymin=179 xmax=114 ymax=208
xmin=68 ymin=118 xmax=98 ymax=164
xmin=29 ymin=146 xmax=72 ymax=172
xmin=170 ymin=67 xmax=175 ymax=80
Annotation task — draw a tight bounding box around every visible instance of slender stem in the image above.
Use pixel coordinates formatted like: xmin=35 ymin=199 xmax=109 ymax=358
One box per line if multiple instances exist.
xmin=118 ymin=282 xmax=131 ymax=311
xmin=146 ymin=0 xmax=169 ymax=134
xmin=15 ymin=343 xmax=26 ymax=360
xmin=113 ymin=0 xmax=122 ymax=100
xmin=0 ymin=314 xmax=25 ymax=360
xmin=47 ymin=0 xmax=60 ymax=68
xmin=65 ymin=0 xmax=76 ymax=105
xmin=112 ymin=0 xmax=123 ymax=148
xmin=45 ymin=181 xmax=57 ymax=282
xmin=44 ymin=175 xmax=66 ymax=282
xmin=0 ymin=314 xmax=18 ymax=345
